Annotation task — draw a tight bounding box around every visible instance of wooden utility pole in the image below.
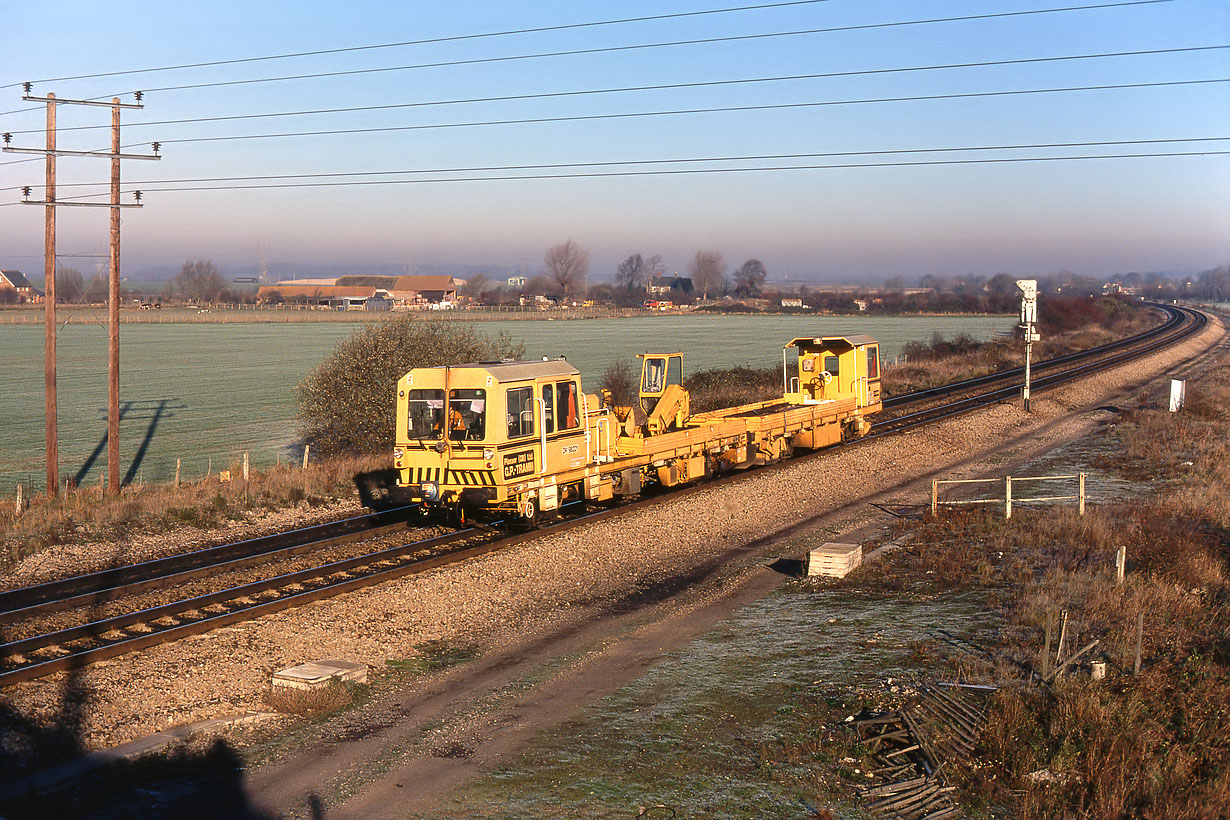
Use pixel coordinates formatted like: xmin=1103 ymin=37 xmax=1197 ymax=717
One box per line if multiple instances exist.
xmin=43 ymin=93 xmax=58 ymax=496
xmin=109 ymin=99 xmax=122 ymax=492
xmin=4 ymin=89 xmax=158 ymax=495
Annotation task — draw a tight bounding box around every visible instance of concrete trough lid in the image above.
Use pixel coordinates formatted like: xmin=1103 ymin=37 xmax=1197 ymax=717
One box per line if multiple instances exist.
xmin=272 ymin=658 xmax=368 ymax=690
xmin=806 ymin=542 xmax=862 ymax=578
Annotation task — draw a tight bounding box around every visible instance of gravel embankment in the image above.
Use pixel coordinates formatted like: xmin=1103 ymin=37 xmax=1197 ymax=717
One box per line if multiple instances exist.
xmin=3 ymin=314 xmax=1223 ymax=753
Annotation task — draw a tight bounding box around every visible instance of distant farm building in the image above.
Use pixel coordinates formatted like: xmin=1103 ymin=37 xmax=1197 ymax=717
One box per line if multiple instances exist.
xmin=256 ymin=275 xmax=458 ymax=309
xmin=0 ymin=270 xmax=42 ymax=304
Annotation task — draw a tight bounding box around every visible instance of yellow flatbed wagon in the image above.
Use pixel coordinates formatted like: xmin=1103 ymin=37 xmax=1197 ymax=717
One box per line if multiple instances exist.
xmin=392 ymin=334 xmax=881 ymax=524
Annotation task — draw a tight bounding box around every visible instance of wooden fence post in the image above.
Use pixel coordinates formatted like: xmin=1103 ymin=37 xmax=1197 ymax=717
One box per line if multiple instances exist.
xmin=1005 ymin=476 xmax=1013 ymax=520
xmin=1079 ymin=472 xmax=1086 ymax=516
xmin=1134 ymin=611 xmax=1144 ymax=675
xmin=1041 ymin=610 xmax=1053 ymax=680
xmin=15 ymin=483 xmax=22 ymax=517
xmin=243 ymin=451 xmax=250 ymax=482
xmin=1115 ymin=545 xmax=1126 ymax=587
xmin=302 ymin=444 xmax=310 ymax=470
xmin=1056 ymin=609 xmax=1069 ymax=664
xmin=931 ymin=480 xmax=938 ymax=516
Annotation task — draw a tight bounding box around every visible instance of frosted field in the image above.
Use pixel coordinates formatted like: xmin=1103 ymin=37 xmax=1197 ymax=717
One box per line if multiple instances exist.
xmin=0 ymin=314 xmax=1012 ymax=492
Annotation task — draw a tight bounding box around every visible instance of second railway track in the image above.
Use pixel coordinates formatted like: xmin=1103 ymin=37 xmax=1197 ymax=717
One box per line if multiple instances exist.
xmin=0 ymin=303 xmax=1208 ymax=687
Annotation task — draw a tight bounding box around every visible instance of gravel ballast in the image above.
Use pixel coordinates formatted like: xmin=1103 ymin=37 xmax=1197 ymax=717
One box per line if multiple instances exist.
xmin=2 ymin=313 xmax=1223 ymax=757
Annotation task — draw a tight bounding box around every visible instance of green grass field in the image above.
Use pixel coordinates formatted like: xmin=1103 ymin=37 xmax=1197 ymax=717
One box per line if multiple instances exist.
xmin=0 ymin=314 xmax=1012 ymax=493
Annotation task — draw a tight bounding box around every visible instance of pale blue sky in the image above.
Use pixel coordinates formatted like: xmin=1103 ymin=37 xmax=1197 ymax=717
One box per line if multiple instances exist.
xmin=2 ymin=0 xmax=1227 ymax=283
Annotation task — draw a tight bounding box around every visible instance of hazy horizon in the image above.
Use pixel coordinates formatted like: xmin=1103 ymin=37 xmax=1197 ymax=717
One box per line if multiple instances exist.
xmin=3 ymin=1 xmax=1227 ymax=281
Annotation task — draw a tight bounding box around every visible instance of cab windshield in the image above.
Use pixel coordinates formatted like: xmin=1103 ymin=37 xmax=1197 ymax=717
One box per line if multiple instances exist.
xmin=448 ymin=389 xmax=486 ymax=441
xmin=406 ymin=389 xmax=444 ymax=441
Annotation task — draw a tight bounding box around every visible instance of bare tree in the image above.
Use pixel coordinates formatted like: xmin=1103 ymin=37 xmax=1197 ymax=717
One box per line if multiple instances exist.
xmin=688 ymin=250 xmax=726 ymax=301
xmin=55 ymin=267 xmax=85 ymax=304
xmin=459 ymin=273 xmax=490 ymax=301
xmin=544 ymin=239 xmax=589 ymax=299
xmin=175 ymin=259 xmax=227 ymax=303
xmin=615 ymin=253 xmax=664 ymax=291
xmin=732 ymin=258 xmax=767 ymax=297
xmin=83 ymin=272 xmax=110 ymax=304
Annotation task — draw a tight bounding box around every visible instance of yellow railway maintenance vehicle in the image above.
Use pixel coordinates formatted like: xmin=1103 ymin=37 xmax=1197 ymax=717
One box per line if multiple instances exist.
xmin=392 ymin=334 xmax=882 ymax=524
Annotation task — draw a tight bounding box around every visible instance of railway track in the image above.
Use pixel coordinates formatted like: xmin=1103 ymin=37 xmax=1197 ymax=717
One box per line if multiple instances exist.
xmin=0 ymin=303 xmax=1207 ymax=687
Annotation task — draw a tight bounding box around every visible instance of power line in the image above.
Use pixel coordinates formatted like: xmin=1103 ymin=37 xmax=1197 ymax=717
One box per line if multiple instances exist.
xmin=3 ymin=1 xmax=837 ymax=89
xmin=140 ymin=78 xmax=1230 ymax=146
xmin=6 ymin=136 xmax=1225 ymax=194
xmin=125 ymin=2 xmax=1181 ymax=96
xmin=6 ymin=44 xmax=1222 ymax=138
xmin=0 ymin=0 xmax=1175 ymax=115
xmin=11 ymin=146 xmax=1230 ymax=206
xmin=12 ymin=149 xmax=1222 ymax=205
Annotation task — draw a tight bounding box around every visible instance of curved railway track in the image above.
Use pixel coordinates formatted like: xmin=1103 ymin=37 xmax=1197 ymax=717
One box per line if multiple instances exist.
xmin=0 ymin=303 xmax=1208 ymax=687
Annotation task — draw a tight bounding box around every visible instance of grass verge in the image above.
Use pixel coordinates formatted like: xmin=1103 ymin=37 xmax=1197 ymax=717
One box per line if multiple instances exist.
xmin=848 ymin=345 xmax=1230 ymax=818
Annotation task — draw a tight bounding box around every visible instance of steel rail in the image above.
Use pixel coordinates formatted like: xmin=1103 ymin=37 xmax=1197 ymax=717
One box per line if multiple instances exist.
xmin=2 ymin=303 xmax=1184 ymax=625
xmin=0 ymin=304 xmax=1206 ymax=686
xmin=0 ymin=503 xmax=619 ymax=687
xmin=882 ymin=302 xmax=1184 ymax=408
xmin=0 ymin=506 xmax=420 ymax=622
xmin=872 ymin=304 xmax=1204 ymax=436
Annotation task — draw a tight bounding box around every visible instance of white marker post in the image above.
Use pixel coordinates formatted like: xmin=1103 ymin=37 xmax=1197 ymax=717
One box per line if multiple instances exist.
xmin=1016 ymin=279 xmax=1039 ymax=412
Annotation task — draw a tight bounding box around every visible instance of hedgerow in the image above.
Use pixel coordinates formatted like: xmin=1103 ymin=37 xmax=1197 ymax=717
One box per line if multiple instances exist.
xmin=296 ymin=318 xmax=523 ymax=455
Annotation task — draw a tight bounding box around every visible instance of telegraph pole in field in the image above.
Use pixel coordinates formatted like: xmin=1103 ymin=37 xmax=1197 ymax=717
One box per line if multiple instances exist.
xmin=4 ymin=88 xmax=159 ymax=494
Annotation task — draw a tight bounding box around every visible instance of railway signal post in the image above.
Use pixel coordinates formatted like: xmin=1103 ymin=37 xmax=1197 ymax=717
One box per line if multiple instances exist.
xmin=1016 ymin=279 xmax=1039 ymax=412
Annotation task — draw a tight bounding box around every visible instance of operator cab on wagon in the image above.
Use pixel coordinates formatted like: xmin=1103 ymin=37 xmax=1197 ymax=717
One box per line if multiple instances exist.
xmin=784 ymin=334 xmax=882 ymax=410
xmin=393 ymin=358 xmax=589 ymax=516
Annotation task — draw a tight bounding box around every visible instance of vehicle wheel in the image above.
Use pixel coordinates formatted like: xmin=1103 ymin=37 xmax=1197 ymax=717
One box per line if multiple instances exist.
xmin=520 ymin=498 xmax=538 ymax=529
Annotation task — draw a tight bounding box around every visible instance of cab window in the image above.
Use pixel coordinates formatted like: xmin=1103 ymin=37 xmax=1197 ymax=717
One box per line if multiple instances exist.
xmin=556 ymin=381 xmax=580 ymax=430
xmin=866 ymin=346 xmax=879 ymax=379
xmin=448 ymin=389 xmax=486 ymax=441
xmin=507 ymin=386 xmax=535 ymax=438
xmin=666 ymin=356 xmax=682 ymax=388
xmin=541 ymin=384 xmax=555 ymax=434
xmin=406 ymin=389 xmax=444 ymax=441
xmin=824 ymin=355 xmax=840 ymax=377
xmin=642 ymin=358 xmax=665 ymax=394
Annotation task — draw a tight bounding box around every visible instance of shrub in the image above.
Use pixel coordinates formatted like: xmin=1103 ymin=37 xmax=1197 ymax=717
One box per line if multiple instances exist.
xmin=296 ymin=318 xmax=523 ymax=455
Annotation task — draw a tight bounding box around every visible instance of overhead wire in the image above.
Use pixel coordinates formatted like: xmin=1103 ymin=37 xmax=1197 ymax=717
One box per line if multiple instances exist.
xmin=115 ymin=2 xmax=1187 ymax=96
xmin=5 ymin=136 xmax=1226 ymax=194
xmin=0 ymin=0 xmax=1177 ymax=114
xmin=4 ymin=44 xmax=1223 ymax=138
xmin=136 ymin=78 xmax=1230 ymax=146
xmin=5 ymin=149 xmax=1221 ymax=207
xmin=1 ymin=0 xmax=839 ymax=89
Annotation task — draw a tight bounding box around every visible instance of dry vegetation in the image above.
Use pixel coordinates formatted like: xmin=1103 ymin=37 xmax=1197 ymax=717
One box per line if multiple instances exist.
xmin=880 ymin=296 xmax=1157 ymax=395
xmin=0 ymin=453 xmax=388 ymax=574
xmin=857 ymin=348 xmax=1230 ymax=818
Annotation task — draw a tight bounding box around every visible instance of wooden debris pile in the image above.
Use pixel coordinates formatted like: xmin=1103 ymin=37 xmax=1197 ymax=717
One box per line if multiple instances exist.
xmin=853 ymin=683 xmax=992 ymax=820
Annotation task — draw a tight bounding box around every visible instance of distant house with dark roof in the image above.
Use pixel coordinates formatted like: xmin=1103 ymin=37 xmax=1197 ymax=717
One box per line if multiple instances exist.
xmin=0 ymin=270 xmax=42 ymax=304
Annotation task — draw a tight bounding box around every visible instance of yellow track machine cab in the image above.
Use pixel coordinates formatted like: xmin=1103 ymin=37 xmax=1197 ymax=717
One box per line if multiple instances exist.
xmin=393 ymin=358 xmax=598 ymax=523
xmin=783 ymin=334 xmax=882 ymax=440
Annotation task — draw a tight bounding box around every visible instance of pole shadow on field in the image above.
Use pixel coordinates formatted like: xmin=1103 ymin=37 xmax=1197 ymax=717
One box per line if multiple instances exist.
xmin=72 ymin=399 xmax=185 ymax=488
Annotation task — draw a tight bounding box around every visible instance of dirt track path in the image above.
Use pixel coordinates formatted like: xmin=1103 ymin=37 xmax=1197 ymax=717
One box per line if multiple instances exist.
xmin=245 ymin=312 xmax=1226 ymax=819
